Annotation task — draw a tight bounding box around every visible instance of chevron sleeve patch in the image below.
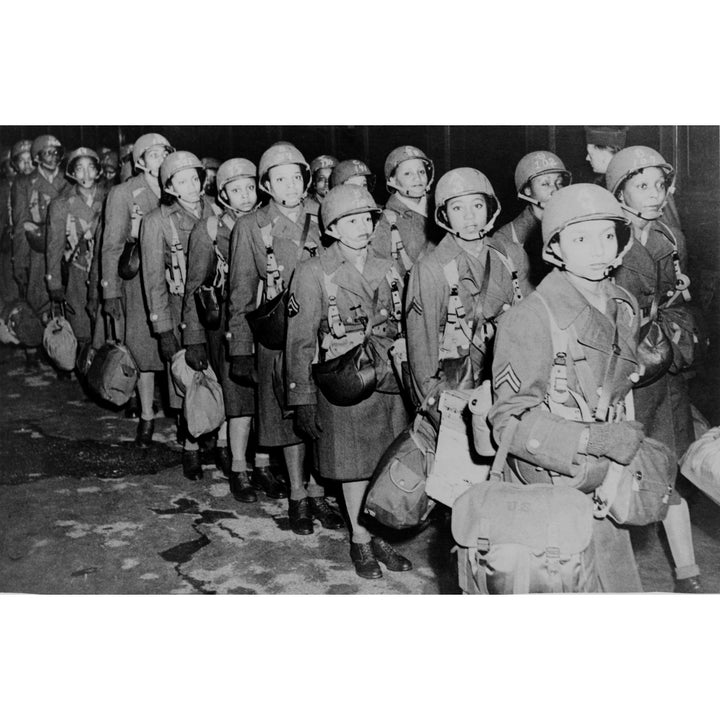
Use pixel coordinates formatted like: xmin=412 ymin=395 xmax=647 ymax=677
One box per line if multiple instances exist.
xmin=287 ymin=293 xmax=300 ymax=317
xmin=408 ymin=296 xmax=423 ymax=316
xmin=494 ymin=362 xmax=521 ymax=393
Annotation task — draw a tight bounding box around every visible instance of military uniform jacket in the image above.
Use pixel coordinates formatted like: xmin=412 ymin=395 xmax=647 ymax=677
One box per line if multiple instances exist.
xmin=101 ymin=173 xmax=161 ymax=300
xmin=488 ymin=269 xmax=641 ymax=478
xmin=46 ymin=184 xmax=106 ymax=291
xmin=371 ymin=193 xmax=439 ymax=267
xmin=405 ymin=233 xmax=531 ymax=400
xmin=0 ymin=179 xmax=12 ymax=254
xmin=493 ymin=205 xmax=543 ymax=288
xmin=226 ymin=199 xmax=321 ymax=357
xmin=182 ymin=208 xmax=237 ymax=346
xmin=11 ymin=169 xmax=68 ymax=276
xmin=285 ymin=242 xmax=403 ymax=406
xmin=140 ymin=197 xmax=218 ymax=335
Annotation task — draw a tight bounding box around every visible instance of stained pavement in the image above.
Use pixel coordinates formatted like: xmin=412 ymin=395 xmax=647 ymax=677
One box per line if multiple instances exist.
xmin=1 ymin=344 xmax=719 ymax=594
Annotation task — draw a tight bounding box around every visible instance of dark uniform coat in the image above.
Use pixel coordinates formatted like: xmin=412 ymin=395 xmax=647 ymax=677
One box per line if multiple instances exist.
xmin=371 ymin=193 xmax=439 ymax=268
xmin=183 ymin=209 xmax=255 ymax=417
xmin=11 ymin=168 xmax=68 ymax=316
xmin=405 ymin=233 xmax=531 ymax=402
xmin=493 ymin=205 xmax=544 ymax=288
xmin=46 ymin=183 xmax=106 ymax=341
xmin=613 ymin=221 xmax=695 ymax=459
xmin=227 ymin=199 xmax=321 ymax=447
xmin=140 ymin=196 xmax=218 ymax=408
xmin=0 ymin=178 xmax=17 ymax=307
xmin=101 ymin=173 xmax=163 ymax=371
xmin=488 ymin=269 xmax=644 ymax=592
xmin=286 ymin=242 xmax=408 ymax=479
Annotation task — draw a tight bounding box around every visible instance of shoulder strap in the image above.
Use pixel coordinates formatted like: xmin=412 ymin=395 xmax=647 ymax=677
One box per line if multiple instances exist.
xmin=385 ymin=265 xmax=404 ymax=322
xmin=488 ymin=244 xmax=523 ymax=303
xmin=322 ymin=271 xmax=347 ymax=338
xmin=510 ymin=222 xmax=520 ymax=245
xmin=442 ymin=257 xmax=460 ymax=289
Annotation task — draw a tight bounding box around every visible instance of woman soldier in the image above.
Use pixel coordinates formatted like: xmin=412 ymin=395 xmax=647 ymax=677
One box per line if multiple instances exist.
xmin=11 ymin=135 xmax=68 ymax=368
xmin=305 ymin=154 xmax=338 ymax=213
xmin=101 ymin=133 xmax=173 ymax=445
xmin=227 ymin=142 xmax=343 ymax=534
xmin=140 ymin=151 xmax=218 ymax=480
xmin=45 ymin=148 xmax=107 ymax=354
xmin=489 ymin=184 xmax=652 ymax=592
xmin=182 ymin=158 xmax=274 ymax=502
xmin=286 ymin=184 xmax=411 ymax=578
xmin=405 ymin=168 xmax=530 ymax=409
xmin=493 ymin=150 xmax=571 ymax=288
xmin=606 ymin=146 xmax=702 ymax=592
xmin=372 ymin=145 xmax=438 ymax=274
xmin=328 ymin=159 xmax=374 ymax=190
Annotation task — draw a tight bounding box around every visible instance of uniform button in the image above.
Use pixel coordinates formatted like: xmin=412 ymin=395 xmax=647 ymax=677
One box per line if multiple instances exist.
xmin=180 ymin=322 xmax=187 ymax=330
xmin=150 ymin=313 xmax=158 ymax=322
xmin=427 ymin=396 xmax=436 ymax=406
xmin=278 ymin=265 xmax=285 ymax=272
xmin=379 ymin=308 xmax=388 ymax=317
xmin=528 ymin=438 xmax=540 ymax=450
xmin=101 ymin=279 xmax=108 ymax=287
xmin=629 ymin=372 xmax=640 ymax=383
xmin=502 ymin=303 xmax=510 ymax=311
xmin=225 ymin=332 xmax=232 ymax=340
xmin=289 ymin=382 xmax=296 ymax=389
xmin=45 ymin=273 xmax=52 ymax=281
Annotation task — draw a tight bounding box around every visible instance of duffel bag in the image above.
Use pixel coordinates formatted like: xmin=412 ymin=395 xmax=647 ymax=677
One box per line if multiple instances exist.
xmin=43 ymin=303 xmax=77 ymax=371
xmin=681 ymin=426 xmax=720 ymax=506
xmin=5 ymin=300 xmax=43 ymax=347
xmin=364 ymin=414 xmax=436 ymax=530
xmin=184 ymin=366 xmax=225 ymax=438
xmin=87 ymin=318 xmax=139 ymax=406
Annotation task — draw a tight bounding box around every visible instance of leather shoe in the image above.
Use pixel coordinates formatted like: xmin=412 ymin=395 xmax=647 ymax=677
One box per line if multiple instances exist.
xmin=182 ymin=450 xmax=204 ymax=481
xmin=229 ymin=471 xmax=258 ymax=503
xmin=371 ymin=537 xmax=412 ymax=572
xmin=251 ymin=466 xmax=288 ymax=499
xmin=135 ymin=418 xmax=154 ymax=447
xmin=350 ymin=542 xmax=382 ymax=579
xmin=289 ymin=498 xmax=314 ymax=535
xmin=215 ymin=446 xmax=232 ymax=477
xmin=307 ymin=497 xmax=345 ymax=529
xmin=675 ymin=575 xmax=703 ymax=593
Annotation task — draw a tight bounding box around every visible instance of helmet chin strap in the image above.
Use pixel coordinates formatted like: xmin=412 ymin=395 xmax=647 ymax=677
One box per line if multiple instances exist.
xmin=620 ymin=179 xmax=675 ymax=222
xmin=517 ymin=191 xmax=544 ymax=209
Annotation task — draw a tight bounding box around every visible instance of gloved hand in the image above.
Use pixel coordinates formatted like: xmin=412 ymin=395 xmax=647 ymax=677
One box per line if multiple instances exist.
xmin=230 ymin=355 xmax=257 ymax=385
xmin=49 ymin=287 xmax=66 ymax=303
xmin=103 ymin=297 xmax=124 ymax=323
xmin=294 ymin=404 xmax=323 ymax=440
xmin=185 ymin=344 xmax=209 ymax=371
xmin=158 ymin=331 xmax=180 ymax=363
xmin=586 ymin=420 xmax=645 ymax=465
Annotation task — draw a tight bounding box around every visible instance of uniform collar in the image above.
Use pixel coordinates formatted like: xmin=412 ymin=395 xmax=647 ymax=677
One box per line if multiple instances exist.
xmin=387 ymin=192 xmax=427 ymax=218
xmin=320 ymin=241 xmax=391 ymax=297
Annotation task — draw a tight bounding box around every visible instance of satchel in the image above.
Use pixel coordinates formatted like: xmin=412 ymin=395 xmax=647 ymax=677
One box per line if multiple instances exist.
xmin=451 ymin=418 xmax=599 ymax=594
xmin=87 ymin=317 xmax=139 ymax=406
xmin=313 ymin=340 xmax=377 ymax=406
xmin=184 ymin=367 xmax=225 ymax=438
xmin=194 ymin=285 xmax=221 ymax=330
xmin=593 ymin=436 xmax=676 ymax=526
xmin=118 ymin=240 xmax=140 ymax=280
xmin=364 ymin=414 xmax=437 ymax=530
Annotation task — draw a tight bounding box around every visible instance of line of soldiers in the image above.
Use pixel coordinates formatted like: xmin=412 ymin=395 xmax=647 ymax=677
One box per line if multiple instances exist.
xmin=0 ymin=128 xmax=704 ymax=590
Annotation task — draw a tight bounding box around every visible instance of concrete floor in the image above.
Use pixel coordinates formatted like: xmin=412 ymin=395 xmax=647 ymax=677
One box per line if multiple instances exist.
xmin=1 ymin=344 xmax=719 ymax=594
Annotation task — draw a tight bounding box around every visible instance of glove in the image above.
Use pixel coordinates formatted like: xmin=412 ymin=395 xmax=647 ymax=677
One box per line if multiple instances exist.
xmin=230 ymin=355 xmax=257 ymax=385
xmin=104 ymin=297 xmax=124 ymax=323
xmin=158 ymin=331 xmax=181 ymax=363
xmin=586 ymin=420 xmax=645 ymax=465
xmin=185 ymin=344 xmax=209 ymax=371
xmin=49 ymin=287 xmax=65 ymax=303
xmin=294 ymin=404 xmax=323 ymax=441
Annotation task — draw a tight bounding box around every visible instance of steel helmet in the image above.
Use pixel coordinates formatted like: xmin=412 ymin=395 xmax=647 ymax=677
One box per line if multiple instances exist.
xmin=329 ymin=159 xmax=374 ymax=189
xmin=310 ymin=154 xmax=338 ymax=174
xmin=605 ymin=146 xmax=674 ymax=196
xmin=258 ymin=142 xmax=310 ymax=185
xmin=514 ymin=151 xmax=572 ymax=194
xmin=434 ymin=167 xmax=501 ymax=237
xmin=321 ymin=185 xmax=381 ymax=230
xmin=120 ymin=143 xmax=134 ymax=161
xmin=384 ymin=145 xmax=434 ymax=187
xmin=216 ymin=158 xmax=257 ymax=193
xmin=202 ymin=157 xmax=221 ymax=171
xmin=132 ymin=133 xmax=174 ymax=166
xmin=31 ymin=135 xmax=63 ymax=161
xmin=65 ymin=147 xmax=100 ymax=177
xmin=159 ymin=151 xmax=203 ymax=188
xmin=102 ymin=150 xmax=119 ymax=169
xmin=11 ymin=139 xmax=32 ymax=159
xmin=541 ymin=184 xmax=632 ymax=270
